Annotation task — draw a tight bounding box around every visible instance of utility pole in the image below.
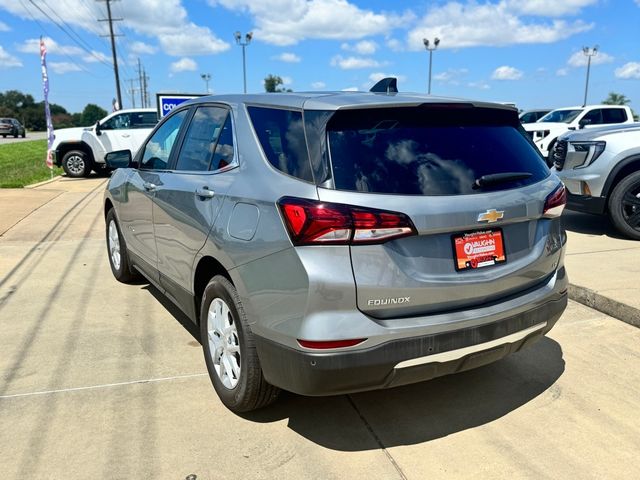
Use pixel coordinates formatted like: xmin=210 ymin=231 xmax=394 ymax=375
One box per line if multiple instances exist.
xmin=143 ymin=68 xmax=149 ymax=108
xmin=127 ymin=79 xmax=138 ymax=108
xmin=98 ymin=0 xmax=123 ymax=110
xmin=137 ymin=58 xmax=144 ymax=107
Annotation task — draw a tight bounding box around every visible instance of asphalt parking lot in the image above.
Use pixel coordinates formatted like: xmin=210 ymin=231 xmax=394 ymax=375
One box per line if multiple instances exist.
xmin=0 ymin=130 xmax=48 ymax=144
xmin=1 ymin=177 xmax=639 ymax=479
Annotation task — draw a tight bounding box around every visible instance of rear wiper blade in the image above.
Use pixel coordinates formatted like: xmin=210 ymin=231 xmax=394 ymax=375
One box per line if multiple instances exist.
xmin=473 ymin=172 xmax=532 ymax=189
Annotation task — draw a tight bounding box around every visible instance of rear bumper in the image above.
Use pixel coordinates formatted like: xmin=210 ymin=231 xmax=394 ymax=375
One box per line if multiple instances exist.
xmin=255 ymin=291 xmax=567 ymax=396
xmin=566 ymin=192 xmax=607 ymax=215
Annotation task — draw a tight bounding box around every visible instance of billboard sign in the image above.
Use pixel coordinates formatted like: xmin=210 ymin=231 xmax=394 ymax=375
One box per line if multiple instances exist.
xmin=156 ymin=93 xmax=205 ymax=118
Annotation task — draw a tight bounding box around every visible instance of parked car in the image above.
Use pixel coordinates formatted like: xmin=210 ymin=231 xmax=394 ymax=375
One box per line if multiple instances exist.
xmin=523 ymin=105 xmax=634 ymax=164
xmin=51 ymin=108 xmax=158 ymax=177
xmin=0 ymin=117 xmax=26 ymax=138
xmin=519 ymin=109 xmax=551 ymax=124
xmin=104 ymin=87 xmax=568 ymax=412
xmin=553 ymin=123 xmax=640 ymax=239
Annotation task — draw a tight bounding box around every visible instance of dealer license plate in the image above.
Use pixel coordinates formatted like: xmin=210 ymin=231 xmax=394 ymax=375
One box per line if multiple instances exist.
xmin=453 ymin=229 xmax=506 ymax=271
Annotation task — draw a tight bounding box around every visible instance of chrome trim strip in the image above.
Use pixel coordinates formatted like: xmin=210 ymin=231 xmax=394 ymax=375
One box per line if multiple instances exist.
xmin=394 ymin=322 xmax=547 ymax=369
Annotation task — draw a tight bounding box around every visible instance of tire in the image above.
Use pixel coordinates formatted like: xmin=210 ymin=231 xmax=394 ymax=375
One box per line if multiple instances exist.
xmin=546 ymin=139 xmax=556 ymax=167
xmin=106 ymin=209 xmax=140 ymax=283
xmin=609 ymin=170 xmax=640 ymax=240
xmin=200 ymin=275 xmax=280 ymax=413
xmin=21 ymin=132 xmax=26 ymax=138
xmin=62 ymin=150 xmax=92 ymax=178
xmin=13 ymin=133 xmax=18 ymax=138
xmin=1 ymin=135 xmax=6 ymax=138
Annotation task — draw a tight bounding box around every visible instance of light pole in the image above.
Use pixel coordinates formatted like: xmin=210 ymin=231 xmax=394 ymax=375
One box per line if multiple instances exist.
xmin=201 ymin=73 xmax=211 ymax=93
xmin=582 ymin=45 xmax=598 ymax=107
xmin=234 ymin=31 xmax=253 ymax=94
xmin=423 ymin=37 xmax=440 ymax=95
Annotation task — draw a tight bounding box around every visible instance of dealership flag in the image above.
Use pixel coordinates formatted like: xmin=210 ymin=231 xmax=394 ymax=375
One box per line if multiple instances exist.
xmin=40 ymin=37 xmax=54 ymax=170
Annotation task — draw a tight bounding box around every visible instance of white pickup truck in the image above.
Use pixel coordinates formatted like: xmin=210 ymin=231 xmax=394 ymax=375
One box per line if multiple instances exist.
xmin=523 ymin=104 xmax=634 ymax=164
xmin=52 ymin=108 xmax=157 ymax=177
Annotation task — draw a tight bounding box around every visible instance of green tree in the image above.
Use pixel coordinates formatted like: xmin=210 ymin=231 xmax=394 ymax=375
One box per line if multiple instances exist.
xmin=81 ymin=103 xmax=108 ymax=125
xmin=602 ymin=92 xmax=631 ymax=105
xmin=264 ymin=74 xmax=292 ymax=93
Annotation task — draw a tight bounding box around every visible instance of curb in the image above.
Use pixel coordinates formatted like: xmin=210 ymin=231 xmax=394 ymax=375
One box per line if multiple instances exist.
xmin=568 ymin=284 xmax=640 ymax=328
xmin=24 ymin=175 xmax=62 ymax=189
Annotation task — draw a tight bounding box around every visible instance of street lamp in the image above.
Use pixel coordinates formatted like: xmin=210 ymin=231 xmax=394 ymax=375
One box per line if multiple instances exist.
xmin=201 ymin=73 xmax=212 ymax=93
xmin=423 ymin=37 xmax=440 ymax=95
xmin=582 ymin=45 xmax=598 ymax=107
xmin=234 ymin=31 xmax=253 ymax=94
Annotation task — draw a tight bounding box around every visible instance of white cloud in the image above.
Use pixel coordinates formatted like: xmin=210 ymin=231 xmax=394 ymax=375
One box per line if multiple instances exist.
xmin=556 ymin=68 xmax=569 ymax=76
xmin=130 ymin=41 xmax=157 ymax=55
xmin=505 ymin=0 xmax=598 ymax=17
xmin=281 ymin=76 xmax=293 ymax=85
xmin=311 ymin=81 xmax=326 ymax=89
xmin=49 ymin=62 xmax=82 ymax=74
xmin=2 ymin=1 xmax=229 ymax=57
xmin=214 ymin=0 xmax=409 ymax=45
xmin=0 ymin=21 xmax=10 ymax=31
xmin=615 ymin=62 xmax=640 ymax=80
xmin=468 ymin=81 xmax=490 ymax=90
xmin=0 ymin=45 xmax=22 ymax=68
xmin=369 ymin=72 xmax=406 ymax=83
xmin=83 ymin=50 xmax=110 ymax=64
xmin=159 ymin=24 xmax=229 ymax=56
xmin=170 ymin=57 xmax=197 ymax=74
xmin=433 ymin=68 xmax=468 ymax=84
xmin=342 ymin=40 xmax=378 ymax=55
xmin=273 ymin=52 xmax=301 ymax=63
xmin=18 ymin=37 xmax=83 ymax=56
xmin=407 ymin=2 xmax=592 ymax=50
xmin=330 ymin=55 xmax=385 ymax=69
xmin=386 ymin=38 xmax=403 ymax=52
xmin=341 ymin=86 xmax=359 ymax=91
xmin=491 ymin=65 xmax=523 ymax=80
xmin=567 ymin=50 xmax=614 ymax=67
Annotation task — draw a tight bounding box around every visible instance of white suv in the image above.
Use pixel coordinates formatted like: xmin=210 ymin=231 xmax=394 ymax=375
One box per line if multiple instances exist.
xmin=523 ymin=105 xmax=634 ymax=163
xmin=52 ymin=108 xmax=157 ymax=177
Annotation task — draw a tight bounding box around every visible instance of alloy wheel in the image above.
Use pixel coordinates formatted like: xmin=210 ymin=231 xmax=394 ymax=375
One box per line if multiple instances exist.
xmin=207 ymin=298 xmax=241 ymax=389
xmin=108 ymin=220 xmax=121 ymax=271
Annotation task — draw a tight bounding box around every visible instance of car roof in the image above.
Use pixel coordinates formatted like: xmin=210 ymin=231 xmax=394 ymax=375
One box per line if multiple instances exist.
xmin=180 ymin=91 xmax=517 ymax=112
xmin=551 ymin=105 xmax=628 ymax=111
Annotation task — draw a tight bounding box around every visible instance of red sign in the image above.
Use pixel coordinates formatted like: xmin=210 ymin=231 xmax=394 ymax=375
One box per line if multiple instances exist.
xmin=453 ymin=229 xmax=506 ymax=271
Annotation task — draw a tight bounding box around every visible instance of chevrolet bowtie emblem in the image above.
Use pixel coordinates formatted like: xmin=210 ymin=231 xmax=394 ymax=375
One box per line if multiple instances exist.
xmin=477 ymin=209 xmax=504 ymax=223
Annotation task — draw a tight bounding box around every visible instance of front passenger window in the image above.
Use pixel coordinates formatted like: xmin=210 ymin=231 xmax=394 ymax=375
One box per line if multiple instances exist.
xmin=140 ymin=110 xmax=188 ymax=170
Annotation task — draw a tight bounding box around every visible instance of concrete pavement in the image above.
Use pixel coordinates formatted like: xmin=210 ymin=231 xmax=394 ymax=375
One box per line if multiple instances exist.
xmin=0 ymin=177 xmax=639 ymax=479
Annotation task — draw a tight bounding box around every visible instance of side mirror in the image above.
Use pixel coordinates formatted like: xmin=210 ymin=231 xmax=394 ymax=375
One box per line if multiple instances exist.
xmin=579 ymin=118 xmax=592 ymax=129
xmin=105 ymin=149 xmax=133 ymax=169
xmin=95 ymin=120 xmax=102 ymax=136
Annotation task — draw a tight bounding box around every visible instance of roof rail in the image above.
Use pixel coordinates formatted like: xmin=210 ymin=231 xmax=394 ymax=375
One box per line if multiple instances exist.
xmin=369 ymin=77 xmax=398 ymax=94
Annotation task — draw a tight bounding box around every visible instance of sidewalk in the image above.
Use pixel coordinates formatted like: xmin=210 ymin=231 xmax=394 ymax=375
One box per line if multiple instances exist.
xmin=562 ymin=210 xmax=640 ymax=327
xmin=1 ymin=178 xmax=638 ymax=327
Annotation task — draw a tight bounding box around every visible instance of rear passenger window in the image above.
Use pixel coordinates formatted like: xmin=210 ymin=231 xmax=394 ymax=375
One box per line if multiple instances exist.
xmin=176 ymin=106 xmax=229 ymax=171
xmin=602 ymin=108 xmax=627 ymax=123
xmin=247 ymin=106 xmax=313 ymax=182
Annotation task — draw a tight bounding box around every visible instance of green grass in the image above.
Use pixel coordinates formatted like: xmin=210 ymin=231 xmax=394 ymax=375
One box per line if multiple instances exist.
xmin=0 ymin=140 xmax=61 ymax=188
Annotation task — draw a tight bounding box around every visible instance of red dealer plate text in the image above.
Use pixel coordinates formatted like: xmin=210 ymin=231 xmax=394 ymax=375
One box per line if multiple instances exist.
xmin=453 ymin=229 xmax=506 ymax=271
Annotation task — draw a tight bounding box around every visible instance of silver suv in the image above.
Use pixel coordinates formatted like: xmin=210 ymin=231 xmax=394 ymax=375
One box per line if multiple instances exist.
xmin=104 ymin=87 xmax=568 ymax=412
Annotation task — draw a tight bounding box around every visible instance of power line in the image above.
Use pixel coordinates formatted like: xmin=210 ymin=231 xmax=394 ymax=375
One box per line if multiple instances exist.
xmin=27 ymin=0 xmax=111 ymax=68
xmin=97 ymin=0 xmax=123 ymax=110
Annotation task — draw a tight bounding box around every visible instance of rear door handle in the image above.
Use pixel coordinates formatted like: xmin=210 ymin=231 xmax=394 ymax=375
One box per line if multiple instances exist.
xmin=143 ymin=182 xmax=157 ymax=192
xmin=195 ymin=186 xmax=215 ymax=198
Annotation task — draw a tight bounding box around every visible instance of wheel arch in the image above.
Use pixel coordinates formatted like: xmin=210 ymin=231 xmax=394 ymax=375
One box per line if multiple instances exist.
xmin=601 ymin=154 xmax=640 ymax=204
xmin=193 ymin=255 xmax=233 ymax=324
xmin=56 ymin=141 xmax=95 ymax=166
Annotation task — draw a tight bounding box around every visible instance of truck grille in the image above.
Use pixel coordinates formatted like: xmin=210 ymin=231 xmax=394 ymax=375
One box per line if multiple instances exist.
xmin=552 ymin=140 xmax=567 ymax=170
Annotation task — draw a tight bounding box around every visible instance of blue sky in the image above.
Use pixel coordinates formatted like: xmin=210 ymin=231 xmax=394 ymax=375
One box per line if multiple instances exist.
xmin=1 ymin=0 xmax=639 ymax=114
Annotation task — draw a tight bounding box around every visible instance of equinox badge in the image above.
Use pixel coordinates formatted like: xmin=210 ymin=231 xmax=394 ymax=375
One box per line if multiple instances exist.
xmin=367 ymin=297 xmax=411 ymax=306
xmin=477 ymin=209 xmax=504 ymax=223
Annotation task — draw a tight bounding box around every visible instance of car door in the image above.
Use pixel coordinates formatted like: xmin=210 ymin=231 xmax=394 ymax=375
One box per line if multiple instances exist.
xmin=97 ymin=112 xmax=138 ymax=160
xmin=153 ymin=105 xmax=236 ymax=306
xmin=129 ymin=110 xmax=159 ymax=154
xmin=118 ymin=109 xmax=190 ymax=282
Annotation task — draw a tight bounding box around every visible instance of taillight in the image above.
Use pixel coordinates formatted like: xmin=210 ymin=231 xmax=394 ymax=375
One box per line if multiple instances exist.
xmin=543 ymin=184 xmax=567 ymax=218
xmin=278 ymin=197 xmax=417 ymax=246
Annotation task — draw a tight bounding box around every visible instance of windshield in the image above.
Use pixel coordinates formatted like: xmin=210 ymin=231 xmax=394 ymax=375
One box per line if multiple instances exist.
xmin=539 ymin=109 xmax=582 ymax=123
xmin=325 ymin=106 xmax=549 ymax=195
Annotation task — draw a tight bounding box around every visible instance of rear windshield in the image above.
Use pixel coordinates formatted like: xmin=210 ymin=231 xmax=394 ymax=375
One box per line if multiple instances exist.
xmin=326 ymin=106 xmax=549 ymax=195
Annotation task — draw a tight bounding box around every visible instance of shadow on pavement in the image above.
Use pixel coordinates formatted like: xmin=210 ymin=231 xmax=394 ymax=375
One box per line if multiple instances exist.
xmin=144 ymin=283 xmax=200 ymax=342
xmin=244 ymin=337 xmax=564 ymax=451
xmin=561 ymin=210 xmax=625 ymax=239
